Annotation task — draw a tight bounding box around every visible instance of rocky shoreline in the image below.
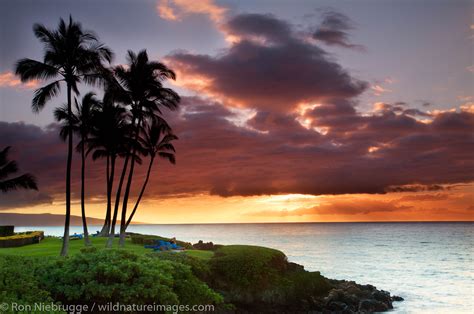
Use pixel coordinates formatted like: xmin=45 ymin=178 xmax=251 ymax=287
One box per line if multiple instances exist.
xmin=187 ymin=241 xmax=403 ymax=314
xmin=323 ymin=279 xmax=403 ymax=313
xmin=191 ymin=240 xmax=404 ymax=314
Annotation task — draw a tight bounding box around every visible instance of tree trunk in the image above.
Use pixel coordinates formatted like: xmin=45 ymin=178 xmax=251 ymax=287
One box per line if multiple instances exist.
xmin=118 ymin=118 xmax=142 ymax=246
xmin=99 ymin=155 xmax=111 ymax=236
xmin=105 ymin=155 xmax=117 ymax=248
xmin=125 ymin=156 xmax=154 ymax=229
xmin=60 ymin=84 xmax=72 ymax=256
xmin=81 ymin=136 xmax=91 ymax=246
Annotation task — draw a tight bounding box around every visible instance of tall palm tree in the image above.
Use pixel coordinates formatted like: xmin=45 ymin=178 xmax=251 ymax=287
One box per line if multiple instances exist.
xmin=87 ymin=97 xmax=130 ymax=245
xmin=54 ymin=92 xmax=100 ymax=246
xmin=0 ymin=147 xmax=38 ymax=193
xmin=15 ymin=16 xmax=113 ymax=256
xmin=111 ymin=50 xmax=180 ymax=246
xmin=124 ymin=119 xmax=177 ymax=230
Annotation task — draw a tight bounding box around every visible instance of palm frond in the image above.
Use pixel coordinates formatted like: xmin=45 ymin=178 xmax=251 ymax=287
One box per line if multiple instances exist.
xmin=32 ymin=80 xmax=61 ymax=112
xmin=0 ymin=160 xmax=18 ymax=180
xmin=0 ymin=146 xmax=11 ymax=166
xmin=15 ymin=59 xmax=60 ymax=81
xmin=0 ymin=174 xmax=38 ymax=193
xmin=158 ymin=152 xmax=176 ymax=164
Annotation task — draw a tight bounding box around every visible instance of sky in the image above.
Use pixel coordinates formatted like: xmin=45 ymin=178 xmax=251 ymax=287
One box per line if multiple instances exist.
xmin=0 ymin=0 xmax=473 ymax=223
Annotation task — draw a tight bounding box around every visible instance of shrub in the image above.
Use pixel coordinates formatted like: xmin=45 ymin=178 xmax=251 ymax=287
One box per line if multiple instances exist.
xmin=0 ymin=256 xmax=54 ymax=304
xmin=40 ymin=248 xmax=222 ymax=306
xmin=208 ymin=245 xmax=332 ymax=311
xmin=0 ymin=231 xmax=44 ymax=248
xmin=151 ymin=251 xmax=211 ymax=281
xmin=0 ymin=225 xmax=14 ymax=237
xmin=210 ymin=245 xmax=288 ymax=291
xmin=192 ymin=240 xmax=224 ymax=251
xmin=282 ymin=270 xmax=332 ymax=301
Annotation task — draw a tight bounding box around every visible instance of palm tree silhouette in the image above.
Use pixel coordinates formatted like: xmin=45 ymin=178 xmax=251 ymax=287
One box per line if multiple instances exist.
xmin=111 ymin=50 xmax=180 ymax=246
xmin=0 ymin=147 xmax=38 ymax=193
xmin=87 ymin=96 xmax=131 ymax=244
xmin=15 ymin=16 xmax=113 ymax=256
xmin=124 ymin=119 xmax=177 ymax=230
xmin=54 ymin=92 xmax=100 ymax=246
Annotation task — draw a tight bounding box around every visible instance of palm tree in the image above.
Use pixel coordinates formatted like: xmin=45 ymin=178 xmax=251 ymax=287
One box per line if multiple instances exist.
xmin=111 ymin=50 xmax=180 ymax=246
xmin=124 ymin=119 xmax=177 ymax=230
xmin=0 ymin=147 xmax=38 ymax=193
xmin=54 ymin=92 xmax=100 ymax=246
xmin=87 ymin=97 xmax=130 ymax=245
xmin=15 ymin=16 xmax=113 ymax=256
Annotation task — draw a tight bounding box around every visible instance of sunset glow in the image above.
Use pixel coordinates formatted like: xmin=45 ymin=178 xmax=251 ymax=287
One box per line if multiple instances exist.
xmin=0 ymin=0 xmax=473 ymax=224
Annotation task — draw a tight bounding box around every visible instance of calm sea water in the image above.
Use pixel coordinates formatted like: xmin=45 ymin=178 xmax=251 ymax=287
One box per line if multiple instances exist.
xmin=16 ymin=222 xmax=474 ymax=313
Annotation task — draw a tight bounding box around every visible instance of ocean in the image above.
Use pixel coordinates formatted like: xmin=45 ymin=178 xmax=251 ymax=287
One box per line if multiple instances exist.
xmin=15 ymin=222 xmax=474 ymax=313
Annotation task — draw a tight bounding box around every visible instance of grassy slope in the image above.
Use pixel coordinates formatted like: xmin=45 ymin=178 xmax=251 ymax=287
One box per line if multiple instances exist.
xmin=0 ymin=237 xmax=213 ymax=259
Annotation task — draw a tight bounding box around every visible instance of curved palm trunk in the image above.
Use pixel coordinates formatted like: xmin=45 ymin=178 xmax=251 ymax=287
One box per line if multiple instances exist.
xmin=99 ymin=155 xmax=111 ymax=236
xmin=106 ymin=154 xmax=131 ymax=248
xmin=60 ymin=85 xmax=72 ymax=256
xmin=118 ymin=119 xmax=142 ymax=247
xmin=104 ymin=155 xmax=116 ymax=246
xmin=107 ymin=117 xmax=137 ymax=247
xmin=125 ymin=156 xmax=154 ymax=230
xmin=80 ymin=137 xmax=91 ymax=246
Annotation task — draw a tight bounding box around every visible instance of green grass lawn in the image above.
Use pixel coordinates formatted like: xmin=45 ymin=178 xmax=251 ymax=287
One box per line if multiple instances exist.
xmin=0 ymin=236 xmax=213 ymax=259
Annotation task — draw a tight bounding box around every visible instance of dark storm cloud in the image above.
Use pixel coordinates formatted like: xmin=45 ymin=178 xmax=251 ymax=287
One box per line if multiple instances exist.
xmin=1 ymin=98 xmax=473 ymax=204
xmin=312 ymin=11 xmax=364 ymax=50
xmin=159 ymin=98 xmax=474 ymax=198
xmin=0 ymin=121 xmax=106 ymax=209
xmin=1 ymin=10 xmax=472 ymax=205
xmin=166 ymin=13 xmax=367 ymax=112
xmin=222 ymin=13 xmax=292 ymax=44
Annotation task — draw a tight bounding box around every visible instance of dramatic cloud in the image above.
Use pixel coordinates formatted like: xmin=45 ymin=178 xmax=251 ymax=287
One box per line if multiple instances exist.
xmin=312 ymin=11 xmax=364 ymax=50
xmin=0 ymin=71 xmax=39 ymax=89
xmin=1 ymin=97 xmax=473 ymax=209
xmin=157 ymin=0 xmax=227 ymax=23
xmin=2 ymin=10 xmax=472 ymax=212
xmin=166 ymin=13 xmax=368 ymax=112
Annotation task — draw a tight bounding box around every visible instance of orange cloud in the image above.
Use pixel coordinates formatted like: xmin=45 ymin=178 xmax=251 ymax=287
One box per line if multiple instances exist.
xmin=156 ymin=0 xmax=227 ymax=23
xmin=0 ymin=71 xmax=39 ymax=89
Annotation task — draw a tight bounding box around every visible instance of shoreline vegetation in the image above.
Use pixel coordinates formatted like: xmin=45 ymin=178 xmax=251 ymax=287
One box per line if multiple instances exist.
xmin=0 ymin=232 xmax=403 ymax=313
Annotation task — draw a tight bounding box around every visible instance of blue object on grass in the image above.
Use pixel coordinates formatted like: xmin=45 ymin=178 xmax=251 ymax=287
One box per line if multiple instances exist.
xmin=70 ymin=233 xmax=83 ymax=240
xmin=143 ymin=239 xmax=183 ymax=251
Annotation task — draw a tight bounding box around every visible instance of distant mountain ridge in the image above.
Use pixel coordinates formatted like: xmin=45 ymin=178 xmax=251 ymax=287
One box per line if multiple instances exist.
xmin=0 ymin=213 xmax=142 ymax=226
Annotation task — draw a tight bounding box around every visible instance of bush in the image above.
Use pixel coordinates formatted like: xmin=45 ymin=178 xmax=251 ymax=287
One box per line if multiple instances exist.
xmin=210 ymin=245 xmax=288 ymax=291
xmin=283 ymin=270 xmax=332 ymax=301
xmin=0 ymin=225 xmax=14 ymax=237
xmin=0 ymin=256 xmax=54 ymax=305
xmin=192 ymin=240 xmax=224 ymax=251
xmin=40 ymin=248 xmax=222 ymax=306
xmin=151 ymin=251 xmax=211 ymax=281
xmin=0 ymin=231 xmax=44 ymax=248
xmin=130 ymin=234 xmax=193 ymax=249
xmin=208 ymin=245 xmax=332 ymax=311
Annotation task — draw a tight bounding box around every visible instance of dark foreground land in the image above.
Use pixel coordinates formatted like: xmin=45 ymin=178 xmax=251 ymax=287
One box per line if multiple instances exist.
xmin=0 ymin=234 xmax=402 ymax=313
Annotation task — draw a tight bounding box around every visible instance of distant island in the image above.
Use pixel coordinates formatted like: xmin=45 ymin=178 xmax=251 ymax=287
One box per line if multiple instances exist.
xmin=0 ymin=213 xmax=143 ymax=226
